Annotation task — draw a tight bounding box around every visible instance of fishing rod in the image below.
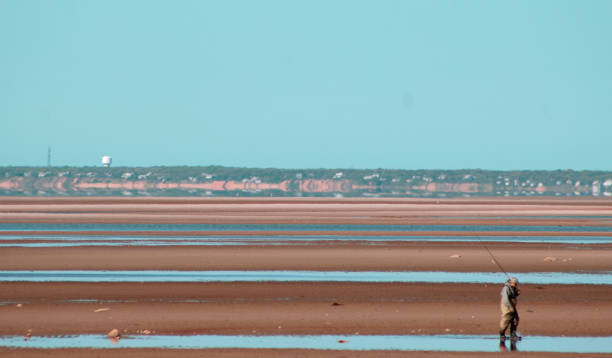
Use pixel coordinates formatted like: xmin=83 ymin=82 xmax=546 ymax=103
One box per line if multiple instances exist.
xmin=477 ymin=237 xmax=510 ymax=279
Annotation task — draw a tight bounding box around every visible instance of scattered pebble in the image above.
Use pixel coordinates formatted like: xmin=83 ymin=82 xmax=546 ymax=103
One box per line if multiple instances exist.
xmin=450 ymin=254 xmax=462 ymax=258
xmin=445 ymin=328 xmax=451 ymax=332
xmin=331 ymin=302 xmax=343 ymax=306
xmin=16 ymin=304 xmax=23 ymax=308
xmin=107 ymin=328 xmax=120 ymax=339
xmin=544 ymin=256 xmax=557 ymax=262
xmin=94 ymin=308 xmax=111 ymax=313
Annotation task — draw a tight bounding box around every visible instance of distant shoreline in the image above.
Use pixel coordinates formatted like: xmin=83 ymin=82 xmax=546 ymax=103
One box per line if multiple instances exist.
xmin=1 ymin=167 xmax=612 ymax=197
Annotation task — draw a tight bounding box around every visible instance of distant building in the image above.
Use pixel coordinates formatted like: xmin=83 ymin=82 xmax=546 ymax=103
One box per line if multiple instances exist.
xmin=592 ymin=181 xmax=600 ymax=196
xmin=102 ymin=156 xmax=112 ymax=167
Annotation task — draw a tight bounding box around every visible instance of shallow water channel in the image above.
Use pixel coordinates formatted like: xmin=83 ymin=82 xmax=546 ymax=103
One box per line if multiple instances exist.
xmin=1 ymin=334 xmax=611 ymax=353
xmin=2 ymin=234 xmax=612 ymax=247
xmin=2 ymin=223 xmax=612 ymax=247
xmin=1 ymin=270 xmax=611 ymax=284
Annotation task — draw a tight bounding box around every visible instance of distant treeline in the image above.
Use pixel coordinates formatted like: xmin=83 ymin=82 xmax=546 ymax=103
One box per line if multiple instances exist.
xmin=1 ymin=166 xmax=612 ymax=197
xmin=2 ymin=166 xmax=611 ymax=184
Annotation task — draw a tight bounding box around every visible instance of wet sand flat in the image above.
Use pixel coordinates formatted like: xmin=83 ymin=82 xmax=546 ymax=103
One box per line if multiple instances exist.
xmin=2 ymin=197 xmax=612 ymax=225
xmin=1 ymin=282 xmax=611 ymax=337
xmin=1 ymin=243 xmax=611 ymax=272
xmin=1 ymin=197 xmax=611 ymax=356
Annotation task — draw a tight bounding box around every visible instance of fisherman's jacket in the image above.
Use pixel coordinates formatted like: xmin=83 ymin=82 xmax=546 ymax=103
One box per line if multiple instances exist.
xmin=500 ymin=283 xmax=518 ymax=309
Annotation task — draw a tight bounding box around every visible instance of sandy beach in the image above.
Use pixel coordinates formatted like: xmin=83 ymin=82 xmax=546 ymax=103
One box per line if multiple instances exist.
xmin=1 ymin=243 xmax=611 ymax=272
xmin=2 ymin=197 xmax=612 ymax=225
xmin=1 ymin=197 xmax=611 ymax=357
xmin=1 ymin=281 xmax=611 ymax=337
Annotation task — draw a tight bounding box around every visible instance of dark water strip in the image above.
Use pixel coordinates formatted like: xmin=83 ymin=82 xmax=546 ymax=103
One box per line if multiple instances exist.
xmin=1 ymin=334 xmax=611 ymax=353
xmin=2 ymin=235 xmax=612 ymax=246
xmin=1 ymin=270 xmax=611 ymax=285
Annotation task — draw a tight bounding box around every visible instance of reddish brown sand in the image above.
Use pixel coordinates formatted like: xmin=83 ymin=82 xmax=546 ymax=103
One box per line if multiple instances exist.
xmin=1 ymin=197 xmax=611 ymax=357
xmin=1 ymin=243 xmax=611 ymax=272
xmin=1 ymin=282 xmax=611 ymax=337
xmin=2 ymin=197 xmax=612 ymax=225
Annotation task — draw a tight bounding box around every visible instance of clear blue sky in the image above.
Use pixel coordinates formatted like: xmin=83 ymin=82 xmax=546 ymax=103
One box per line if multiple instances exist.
xmin=1 ymin=0 xmax=611 ymax=170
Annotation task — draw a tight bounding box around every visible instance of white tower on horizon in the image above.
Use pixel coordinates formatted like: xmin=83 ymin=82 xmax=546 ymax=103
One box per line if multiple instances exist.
xmin=102 ymin=156 xmax=112 ymax=167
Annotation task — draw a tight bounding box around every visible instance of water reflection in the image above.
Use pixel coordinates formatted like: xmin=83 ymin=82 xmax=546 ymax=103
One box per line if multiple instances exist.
xmin=499 ymin=337 xmax=519 ymax=352
xmin=0 ymin=334 xmax=611 ymax=353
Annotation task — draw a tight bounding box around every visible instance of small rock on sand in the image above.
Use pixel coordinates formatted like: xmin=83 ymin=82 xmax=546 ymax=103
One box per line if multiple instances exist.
xmin=450 ymin=254 xmax=462 ymax=258
xmin=94 ymin=308 xmax=111 ymax=313
xmin=16 ymin=304 xmax=23 ymax=308
xmin=331 ymin=302 xmax=344 ymax=306
xmin=543 ymin=256 xmax=557 ymax=262
xmin=107 ymin=328 xmax=120 ymax=338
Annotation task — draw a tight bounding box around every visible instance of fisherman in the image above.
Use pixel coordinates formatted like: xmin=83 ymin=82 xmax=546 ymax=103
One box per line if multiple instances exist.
xmin=499 ymin=277 xmax=520 ymax=340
